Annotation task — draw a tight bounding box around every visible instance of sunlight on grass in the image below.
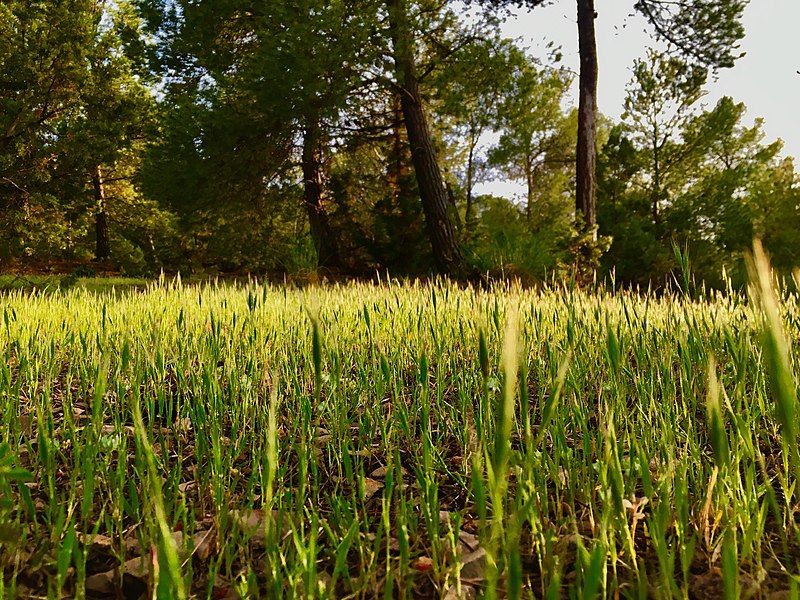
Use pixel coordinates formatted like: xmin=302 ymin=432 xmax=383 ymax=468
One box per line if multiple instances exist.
xmin=1 ymin=269 xmax=799 ymax=597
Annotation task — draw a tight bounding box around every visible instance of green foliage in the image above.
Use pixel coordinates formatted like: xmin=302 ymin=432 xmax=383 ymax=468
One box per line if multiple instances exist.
xmin=599 ymin=51 xmax=798 ymax=289
xmin=0 ymin=0 xmax=795 ymax=287
xmin=634 ymin=0 xmax=748 ymax=69
xmin=466 ymin=195 xmax=567 ymax=279
xmin=0 ymin=0 xmax=172 ymax=271
xmin=0 ymin=443 xmax=33 ymax=543
xmin=488 ymin=64 xmax=574 ymax=216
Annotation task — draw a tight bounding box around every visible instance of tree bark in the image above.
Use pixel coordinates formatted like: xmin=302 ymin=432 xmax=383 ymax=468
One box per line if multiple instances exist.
xmin=576 ymin=0 xmax=598 ymax=236
xmin=301 ymin=115 xmax=341 ymax=270
xmin=387 ymin=0 xmax=463 ymax=274
xmin=526 ymin=164 xmax=534 ymax=222
xmin=464 ymin=124 xmax=477 ymax=233
xmin=388 ymin=94 xmax=409 ymax=205
xmin=652 ymin=138 xmax=661 ymax=229
xmin=446 ymin=180 xmax=463 ymax=230
xmin=92 ymin=165 xmax=111 ymax=261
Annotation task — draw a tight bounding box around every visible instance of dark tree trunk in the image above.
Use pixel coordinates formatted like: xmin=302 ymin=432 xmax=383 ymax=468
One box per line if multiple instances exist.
xmin=526 ymin=165 xmax=534 ymax=222
xmin=445 ymin=180 xmax=462 ymax=230
xmin=464 ymin=125 xmax=477 ymax=233
xmin=387 ymin=0 xmax=463 ymax=274
xmin=388 ymin=94 xmax=410 ymax=205
xmin=652 ymin=141 xmax=661 ymax=230
xmin=92 ymin=165 xmax=110 ymax=261
xmin=576 ymin=0 xmax=598 ymax=236
xmin=301 ymin=115 xmax=341 ymax=270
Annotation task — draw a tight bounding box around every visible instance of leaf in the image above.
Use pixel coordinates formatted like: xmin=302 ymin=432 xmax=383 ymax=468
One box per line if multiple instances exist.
xmin=706 ymin=359 xmax=730 ymax=467
xmin=582 ymin=543 xmax=606 ymax=598
xmin=331 ymin=521 xmax=358 ymax=590
xmin=361 ymin=478 xmax=383 ymax=502
xmin=192 ymin=529 xmax=215 ymax=562
xmin=444 ymin=583 xmax=477 ymax=600
xmin=4 ymin=467 xmax=33 ymax=482
xmin=231 ymin=508 xmax=289 ymax=542
xmin=57 ymin=523 xmax=76 ymax=583
xmin=413 ymin=556 xmax=434 ymax=572
xmin=460 ymin=548 xmax=487 ymax=581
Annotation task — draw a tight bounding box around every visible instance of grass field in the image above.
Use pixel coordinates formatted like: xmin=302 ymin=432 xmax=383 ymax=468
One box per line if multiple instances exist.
xmin=1 ymin=257 xmax=800 ymax=598
xmin=0 ymin=275 xmax=150 ymax=295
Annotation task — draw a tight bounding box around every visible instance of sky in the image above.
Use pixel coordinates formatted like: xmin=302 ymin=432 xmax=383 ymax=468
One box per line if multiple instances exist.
xmin=477 ymin=0 xmax=800 ymax=199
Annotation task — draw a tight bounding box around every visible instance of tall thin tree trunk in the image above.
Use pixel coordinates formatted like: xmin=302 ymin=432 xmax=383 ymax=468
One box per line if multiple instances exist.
xmin=445 ymin=180 xmax=462 ymax=230
xmin=526 ymin=165 xmax=534 ymax=222
xmin=652 ymin=141 xmax=661 ymax=230
xmin=576 ymin=0 xmax=598 ymax=237
xmin=302 ymin=115 xmax=341 ymax=270
xmin=92 ymin=165 xmax=110 ymax=261
xmin=387 ymin=0 xmax=463 ymax=274
xmin=464 ymin=125 xmax=477 ymax=233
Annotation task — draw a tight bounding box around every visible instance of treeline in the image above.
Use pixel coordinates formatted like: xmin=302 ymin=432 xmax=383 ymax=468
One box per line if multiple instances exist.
xmin=2 ymin=0 xmax=797 ymax=287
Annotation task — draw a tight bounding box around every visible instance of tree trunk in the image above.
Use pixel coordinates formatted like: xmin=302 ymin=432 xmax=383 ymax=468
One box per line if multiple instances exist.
xmin=387 ymin=0 xmax=463 ymax=274
xmin=526 ymin=165 xmax=534 ymax=222
xmin=652 ymin=140 xmax=661 ymax=230
xmin=92 ymin=165 xmax=111 ymax=261
xmin=576 ymin=0 xmax=598 ymax=236
xmin=446 ymin=180 xmax=462 ymax=230
xmin=464 ymin=124 xmax=477 ymax=233
xmin=301 ymin=115 xmax=341 ymax=270
xmin=388 ymin=94 xmax=410 ymax=205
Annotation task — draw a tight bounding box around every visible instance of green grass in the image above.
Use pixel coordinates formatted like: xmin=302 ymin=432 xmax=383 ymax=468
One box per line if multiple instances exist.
xmin=0 ymin=275 xmax=149 ymax=294
xmin=1 ymin=270 xmax=799 ymax=598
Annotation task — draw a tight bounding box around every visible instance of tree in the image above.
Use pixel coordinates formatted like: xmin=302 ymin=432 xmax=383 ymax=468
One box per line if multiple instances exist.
xmin=74 ymin=4 xmax=155 ymax=261
xmin=386 ymin=0 xmax=464 ymax=274
xmin=575 ymin=0 xmax=598 ymax=234
xmin=138 ymin=0 xmax=379 ymax=271
xmin=599 ymin=91 xmax=793 ymax=288
xmin=622 ymin=49 xmax=707 ymax=229
xmin=475 ymin=0 xmax=748 ymax=239
xmin=487 ymin=61 xmax=572 ymax=220
xmin=0 ymin=0 xmax=160 ymax=265
xmin=747 ymin=158 xmax=800 ymax=273
xmin=668 ymin=97 xmax=785 ymax=281
xmin=0 ymin=0 xmax=95 ymax=258
xmin=432 ymin=37 xmax=520 ymax=233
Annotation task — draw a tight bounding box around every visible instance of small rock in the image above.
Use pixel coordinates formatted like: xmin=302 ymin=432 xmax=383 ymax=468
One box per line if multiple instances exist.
xmin=86 ymin=555 xmax=150 ymax=595
xmin=77 ymin=532 xmax=114 ymax=550
xmin=123 ymin=555 xmax=149 ymax=580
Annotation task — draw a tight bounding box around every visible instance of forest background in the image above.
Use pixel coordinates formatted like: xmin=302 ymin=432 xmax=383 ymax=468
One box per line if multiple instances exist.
xmin=2 ymin=0 xmax=798 ymax=289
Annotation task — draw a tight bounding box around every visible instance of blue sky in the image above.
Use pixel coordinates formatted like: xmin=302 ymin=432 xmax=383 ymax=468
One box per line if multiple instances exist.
xmin=477 ymin=0 xmax=800 ymax=199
